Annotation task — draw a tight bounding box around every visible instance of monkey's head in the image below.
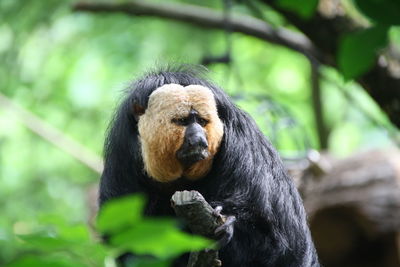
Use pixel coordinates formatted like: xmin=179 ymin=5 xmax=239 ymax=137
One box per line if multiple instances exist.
xmin=136 ymin=84 xmax=224 ymax=183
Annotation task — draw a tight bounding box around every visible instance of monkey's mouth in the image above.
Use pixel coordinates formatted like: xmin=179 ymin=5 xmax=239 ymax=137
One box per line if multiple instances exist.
xmin=176 ymin=147 xmax=209 ymax=168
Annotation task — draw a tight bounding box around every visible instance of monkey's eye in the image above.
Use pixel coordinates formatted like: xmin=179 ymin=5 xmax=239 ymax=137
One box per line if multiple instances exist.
xmin=172 ymin=118 xmax=188 ymax=126
xmin=197 ymin=118 xmax=209 ymax=127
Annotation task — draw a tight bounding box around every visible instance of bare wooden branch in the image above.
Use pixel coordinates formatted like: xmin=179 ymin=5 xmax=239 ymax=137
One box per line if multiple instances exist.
xmin=72 ymin=1 xmax=318 ymax=61
xmin=171 ymin=190 xmax=224 ymax=267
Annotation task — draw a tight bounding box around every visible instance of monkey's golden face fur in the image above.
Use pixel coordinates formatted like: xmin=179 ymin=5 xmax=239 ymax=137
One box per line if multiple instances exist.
xmin=137 ymin=84 xmax=224 ymax=182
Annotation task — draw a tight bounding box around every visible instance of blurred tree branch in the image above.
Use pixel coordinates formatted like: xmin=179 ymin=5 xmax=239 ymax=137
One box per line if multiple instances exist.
xmin=0 ymin=93 xmax=103 ymax=174
xmin=310 ymin=62 xmax=328 ymax=149
xmin=73 ymin=0 xmax=400 ymax=129
xmin=72 ymin=1 xmax=318 ymax=60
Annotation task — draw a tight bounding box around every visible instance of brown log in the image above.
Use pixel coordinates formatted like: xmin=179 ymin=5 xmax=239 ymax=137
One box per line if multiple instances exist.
xmin=298 ymin=149 xmax=400 ymax=267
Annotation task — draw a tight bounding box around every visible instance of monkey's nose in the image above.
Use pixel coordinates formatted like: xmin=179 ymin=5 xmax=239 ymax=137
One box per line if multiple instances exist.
xmin=185 ymin=123 xmax=208 ymax=148
xmin=188 ymin=134 xmax=208 ymax=148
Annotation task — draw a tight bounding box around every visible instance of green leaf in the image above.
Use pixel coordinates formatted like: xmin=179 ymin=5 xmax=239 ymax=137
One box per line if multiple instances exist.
xmin=57 ymin=224 xmax=91 ymax=243
xmin=338 ymin=25 xmax=389 ymax=80
xmin=5 ymin=255 xmax=88 ymax=267
xmin=17 ymin=234 xmax=75 ymax=251
xmin=97 ymin=194 xmax=146 ymax=234
xmin=127 ymin=258 xmax=171 ymax=267
xmin=37 ymin=215 xmax=91 ymax=242
xmin=15 ymin=221 xmax=107 ymax=264
xmin=276 ymin=0 xmax=318 ymax=19
xmin=110 ymin=219 xmax=213 ymax=259
xmin=354 ymin=0 xmax=400 ymax=25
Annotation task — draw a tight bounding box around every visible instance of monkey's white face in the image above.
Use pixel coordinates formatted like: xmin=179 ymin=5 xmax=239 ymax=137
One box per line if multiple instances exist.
xmin=137 ymin=84 xmax=224 ymax=182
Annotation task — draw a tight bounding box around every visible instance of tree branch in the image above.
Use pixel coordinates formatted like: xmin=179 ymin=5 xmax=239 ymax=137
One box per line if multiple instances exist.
xmin=310 ymin=62 xmax=328 ymax=149
xmin=0 ymin=93 xmax=103 ymax=174
xmin=171 ymin=190 xmax=224 ymax=267
xmin=73 ymin=0 xmax=400 ymax=128
xmin=72 ymin=1 xmax=318 ymax=60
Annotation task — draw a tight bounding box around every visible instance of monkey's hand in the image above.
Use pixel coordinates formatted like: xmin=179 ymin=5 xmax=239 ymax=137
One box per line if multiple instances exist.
xmin=213 ymin=206 xmax=236 ymax=247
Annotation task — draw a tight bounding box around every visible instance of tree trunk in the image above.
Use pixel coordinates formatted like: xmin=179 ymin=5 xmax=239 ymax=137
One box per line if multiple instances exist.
xmin=297 ymin=149 xmax=400 ymax=267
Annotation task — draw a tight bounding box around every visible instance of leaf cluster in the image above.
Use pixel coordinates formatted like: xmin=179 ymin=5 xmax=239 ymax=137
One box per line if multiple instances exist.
xmin=4 ymin=195 xmax=212 ymax=267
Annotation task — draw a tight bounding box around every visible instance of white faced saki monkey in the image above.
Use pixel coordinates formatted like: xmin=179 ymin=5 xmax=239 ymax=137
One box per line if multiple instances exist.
xmin=100 ymin=66 xmax=319 ymax=267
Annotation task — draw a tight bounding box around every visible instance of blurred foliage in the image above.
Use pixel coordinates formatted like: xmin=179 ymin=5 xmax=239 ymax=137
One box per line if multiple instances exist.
xmin=4 ymin=195 xmax=210 ymax=267
xmin=276 ymin=0 xmax=318 ymax=19
xmin=354 ymin=0 xmax=400 ymax=25
xmin=337 ymin=0 xmax=400 ymax=80
xmin=0 ymin=0 xmax=398 ymax=266
xmin=98 ymin=195 xmax=212 ymax=260
xmin=338 ymin=25 xmax=389 ymax=80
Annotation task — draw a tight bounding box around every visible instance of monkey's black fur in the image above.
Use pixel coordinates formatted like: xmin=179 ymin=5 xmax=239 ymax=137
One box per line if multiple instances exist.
xmin=100 ymin=65 xmax=319 ymax=267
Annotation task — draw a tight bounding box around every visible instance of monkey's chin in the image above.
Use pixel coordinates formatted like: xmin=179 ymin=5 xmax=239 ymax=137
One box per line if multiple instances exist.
xmin=176 ymin=147 xmax=209 ymax=168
